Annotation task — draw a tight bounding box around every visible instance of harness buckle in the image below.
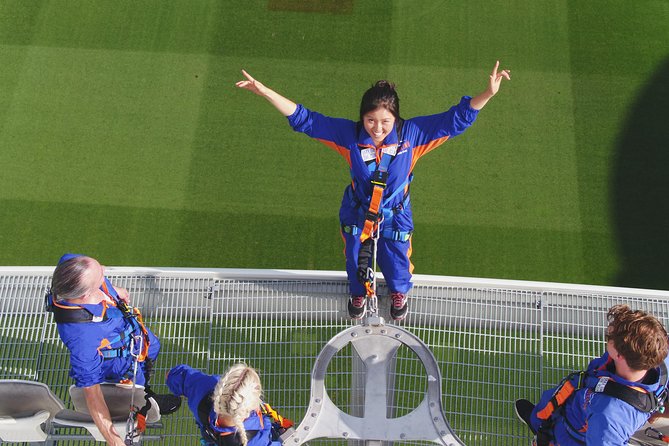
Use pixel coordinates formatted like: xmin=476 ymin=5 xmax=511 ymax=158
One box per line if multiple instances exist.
xmin=342 ymin=225 xmax=360 ymax=236
xmin=370 ymin=170 xmax=388 ymax=188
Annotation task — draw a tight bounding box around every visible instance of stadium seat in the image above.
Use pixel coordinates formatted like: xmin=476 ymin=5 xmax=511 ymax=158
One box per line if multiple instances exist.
xmin=0 ymin=379 xmax=66 ymax=442
xmin=52 ymin=383 xmax=161 ymax=442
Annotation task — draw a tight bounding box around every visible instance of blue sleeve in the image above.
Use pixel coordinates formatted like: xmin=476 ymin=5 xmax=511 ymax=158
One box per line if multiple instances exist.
xmin=167 ymin=364 xmax=219 ymax=420
xmin=405 ymin=96 xmax=479 ymax=146
xmin=586 ymin=396 xmax=648 ymax=446
xmin=58 ymin=324 xmax=105 ymax=388
xmin=166 ymin=364 xmax=210 ymax=397
xmin=286 ymin=104 xmax=356 ymax=149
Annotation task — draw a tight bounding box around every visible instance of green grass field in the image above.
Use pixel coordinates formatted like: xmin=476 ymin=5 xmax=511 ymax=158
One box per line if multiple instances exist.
xmin=1 ymin=1 xmax=668 ymax=290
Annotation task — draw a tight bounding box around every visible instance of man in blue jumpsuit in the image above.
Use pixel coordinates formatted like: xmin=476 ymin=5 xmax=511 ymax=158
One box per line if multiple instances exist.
xmin=47 ymin=253 xmax=180 ymax=445
xmin=515 ymin=304 xmax=669 ymax=446
xmin=236 ymin=61 xmax=510 ymax=320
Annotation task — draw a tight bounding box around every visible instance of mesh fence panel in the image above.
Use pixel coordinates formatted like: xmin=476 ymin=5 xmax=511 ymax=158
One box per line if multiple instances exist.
xmin=1 ymin=269 xmax=669 ymax=446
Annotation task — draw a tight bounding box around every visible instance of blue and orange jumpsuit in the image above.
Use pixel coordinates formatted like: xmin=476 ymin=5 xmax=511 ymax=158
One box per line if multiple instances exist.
xmin=166 ymin=364 xmax=281 ymax=446
xmin=287 ymin=97 xmax=479 ymax=296
xmin=52 ymin=254 xmax=160 ymax=389
xmin=529 ymin=352 xmax=669 ymax=445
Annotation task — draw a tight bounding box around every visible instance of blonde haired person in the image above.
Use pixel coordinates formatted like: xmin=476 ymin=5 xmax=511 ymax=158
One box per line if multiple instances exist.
xmin=167 ymin=363 xmax=292 ymax=446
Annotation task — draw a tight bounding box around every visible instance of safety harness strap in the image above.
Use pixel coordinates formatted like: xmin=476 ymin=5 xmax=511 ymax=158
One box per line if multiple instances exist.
xmin=594 ymin=376 xmax=663 ymax=413
xmin=50 ymin=305 xmax=106 ymax=323
xmin=343 ymin=224 xmax=412 ymax=242
xmin=99 ymin=324 xmax=136 ymax=359
xmin=536 ymin=372 xmax=583 ymax=421
xmin=261 ymin=403 xmax=294 ymax=431
xmin=382 ymin=173 xmax=412 ymax=207
xmin=359 ymin=160 xmax=391 ymax=244
xmin=45 ymin=293 xmax=110 ymax=324
xmin=358 ymin=120 xmax=404 ymax=244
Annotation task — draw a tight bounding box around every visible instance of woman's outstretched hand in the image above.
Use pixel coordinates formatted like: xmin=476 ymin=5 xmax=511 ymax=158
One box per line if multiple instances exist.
xmin=235 ymin=69 xmax=297 ymax=116
xmin=235 ymin=69 xmax=270 ymax=96
xmin=487 ymin=60 xmax=511 ymax=97
xmin=470 ymin=60 xmax=511 ymax=110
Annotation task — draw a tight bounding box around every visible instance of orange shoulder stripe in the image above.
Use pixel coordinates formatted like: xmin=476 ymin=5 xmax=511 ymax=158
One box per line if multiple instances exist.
xmin=410 ymin=136 xmax=450 ymax=172
xmin=315 ymin=138 xmax=352 ymax=167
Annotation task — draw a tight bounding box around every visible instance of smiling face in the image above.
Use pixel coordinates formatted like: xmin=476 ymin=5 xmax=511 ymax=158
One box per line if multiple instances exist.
xmin=363 ymin=107 xmax=396 ymax=147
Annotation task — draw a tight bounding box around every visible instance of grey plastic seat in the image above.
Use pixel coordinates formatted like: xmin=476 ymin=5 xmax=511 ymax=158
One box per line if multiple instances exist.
xmin=51 ymin=383 xmax=161 ymax=442
xmin=0 ymin=379 xmax=65 ymax=442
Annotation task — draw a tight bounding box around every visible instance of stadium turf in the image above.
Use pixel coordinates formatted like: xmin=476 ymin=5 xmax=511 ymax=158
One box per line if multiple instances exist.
xmin=0 ymin=1 xmax=668 ymax=290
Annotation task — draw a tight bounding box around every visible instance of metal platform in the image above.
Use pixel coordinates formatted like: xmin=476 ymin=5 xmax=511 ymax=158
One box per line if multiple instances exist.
xmin=2 ymin=266 xmax=669 ymax=445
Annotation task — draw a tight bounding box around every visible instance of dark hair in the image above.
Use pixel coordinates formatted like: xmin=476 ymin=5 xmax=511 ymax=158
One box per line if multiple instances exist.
xmin=607 ymin=304 xmax=668 ymax=370
xmin=51 ymin=256 xmax=93 ymax=300
xmin=359 ymin=80 xmax=400 ymax=122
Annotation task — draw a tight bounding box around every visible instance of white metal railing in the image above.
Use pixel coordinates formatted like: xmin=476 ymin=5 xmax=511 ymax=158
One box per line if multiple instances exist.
xmin=2 ymin=267 xmax=669 ymax=446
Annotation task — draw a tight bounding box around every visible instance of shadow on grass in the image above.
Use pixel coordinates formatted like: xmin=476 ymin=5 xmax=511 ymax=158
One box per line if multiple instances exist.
xmin=613 ymin=56 xmax=669 ymax=291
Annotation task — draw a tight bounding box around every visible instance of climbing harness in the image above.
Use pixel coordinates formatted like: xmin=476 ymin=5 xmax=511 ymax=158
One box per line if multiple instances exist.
xmin=351 ymin=118 xmax=411 ymax=245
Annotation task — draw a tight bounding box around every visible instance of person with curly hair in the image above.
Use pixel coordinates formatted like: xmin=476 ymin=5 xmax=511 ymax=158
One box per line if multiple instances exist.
xmin=515 ymin=304 xmax=669 ymax=446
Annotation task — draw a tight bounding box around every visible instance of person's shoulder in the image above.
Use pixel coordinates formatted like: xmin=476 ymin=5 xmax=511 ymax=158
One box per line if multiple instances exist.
xmin=587 ymin=395 xmax=648 ymax=445
xmin=588 ymin=390 xmax=648 ymax=425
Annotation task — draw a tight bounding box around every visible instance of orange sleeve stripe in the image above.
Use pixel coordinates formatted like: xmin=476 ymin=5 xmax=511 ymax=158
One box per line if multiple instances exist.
xmin=410 ymin=136 xmax=450 ymax=172
xmin=407 ymin=238 xmax=414 ymax=274
xmin=315 ymin=139 xmax=352 ymax=167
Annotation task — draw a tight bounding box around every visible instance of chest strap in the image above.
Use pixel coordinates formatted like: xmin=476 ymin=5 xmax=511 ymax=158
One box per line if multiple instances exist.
xmin=359 ymin=148 xmax=394 ymax=244
xmin=98 ymin=324 xmax=137 ymax=359
xmin=357 ymin=119 xmax=404 ymax=244
xmin=593 ymin=363 xmax=668 ymax=413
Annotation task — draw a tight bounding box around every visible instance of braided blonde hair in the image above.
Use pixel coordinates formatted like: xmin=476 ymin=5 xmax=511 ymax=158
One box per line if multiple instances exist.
xmin=211 ymin=363 xmax=263 ymax=446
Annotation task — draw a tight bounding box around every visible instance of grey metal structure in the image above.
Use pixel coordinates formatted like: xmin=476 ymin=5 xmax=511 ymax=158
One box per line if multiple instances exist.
xmin=285 ymin=320 xmax=463 ymax=446
xmin=2 ymin=266 xmax=669 ymax=445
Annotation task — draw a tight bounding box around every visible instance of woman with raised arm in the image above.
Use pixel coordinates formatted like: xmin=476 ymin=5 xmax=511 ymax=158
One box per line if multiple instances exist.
xmin=236 ymin=62 xmax=510 ymax=321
